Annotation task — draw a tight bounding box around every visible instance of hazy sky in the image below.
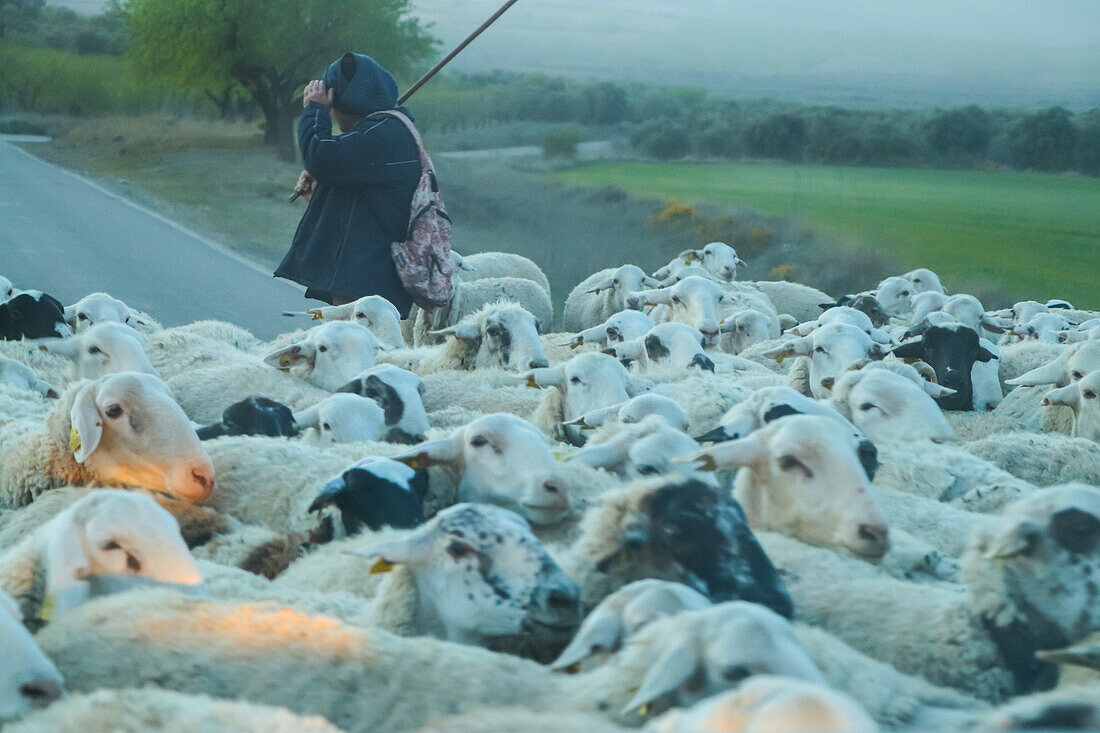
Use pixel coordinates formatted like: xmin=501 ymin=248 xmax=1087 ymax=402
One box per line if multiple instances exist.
xmin=52 ymin=0 xmax=1100 ymax=107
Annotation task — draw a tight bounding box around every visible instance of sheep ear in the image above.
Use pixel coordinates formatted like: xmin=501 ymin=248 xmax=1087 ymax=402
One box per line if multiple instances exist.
xmin=891 ymin=341 xmax=925 ymax=361
xmin=314 ymin=303 xmax=355 ymax=321
xmin=355 ymin=534 xmax=433 ymax=573
xmin=1049 ymin=508 xmax=1100 ymax=554
xmin=867 ymin=343 xmax=889 ymax=361
xmin=1006 ymin=359 xmax=1064 ymax=387
xmin=570 ymin=442 xmax=628 ymax=470
xmin=70 ymin=384 xmax=103 ymax=463
xmin=292 ymin=406 xmax=320 ymax=429
xmin=127 ymin=309 xmax=150 ymax=327
xmin=979 ymin=315 xmax=1006 ymax=334
xmin=923 ymin=382 xmax=957 ymax=399
xmin=585 ymin=278 xmax=614 ymax=295
xmin=681 ymin=432 xmax=768 ymax=472
xmin=869 ymin=328 xmax=895 ymax=345
xmin=679 ymin=248 xmax=703 ymax=264
xmin=62 ymin=305 xmax=77 ymax=329
xmin=641 ymin=276 xmax=660 ymax=288
xmin=394 ymin=433 xmax=464 ymax=470
xmin=574 ymin=325 xmax=607 ymax=346
xmin=38 ymin=336 xmax=81 ymax=360
xmin=735 ymin=257 xmax=748 ymax=268
xmin=570 ymin=403 xmax=621 ymax=430
xmin=44 ymin=509 xmax=91 ymax=617
xmin=431 ymin=323 xmax=480 ymax=341
xmin=633 ymin=289 xmax=670 ymax=307
xmin=984 ymin=519 xmax=1043 ymax=560
xmin=621 ymin=639 xmax=699 ymax=715
xmin=762 ymin=337 xmax=809 ymax=363
xmin=973 ymin=347 xmax=996 ymax=363
xmin=605 ymin=339 xmax=644 ymax=362
xmin=263 ymin=342 xmax=315 ymax=371
xmin=524 ymin=367 xmax=563 ymax=390
xmin=1042 ymin=384 xmax=1079 ymax=408
xmin=551 ymin=611 xmax=623 ymax=670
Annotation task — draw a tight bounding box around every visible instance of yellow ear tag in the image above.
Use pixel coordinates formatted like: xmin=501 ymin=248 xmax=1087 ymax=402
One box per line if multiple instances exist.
xmin=638 ymin=704 xmax=649 ymax=716
xmin=406 ymin=457 xmax=421 ymax=470
xmin=39 ymin=592 xmax=55 ymax=622
xmin=279 ymin=354 xmax=293 ymax=367
xmin=69 ymin=428 xmax=81 ymax=454
xmin=775 ymin=352 xmax=788 ymax=364
xmin=551 ymin=450 xmax=571 ymax=462
xmin=644 ymin=301 xmax=657 ymax=308
xmin=310 ymin=312 xmax=324 ymax=321
xmin=564 ymin=662 xmax=581 ymax=675
xmin=370 ymin=558 xmax=396 ymax=575
xmin=525 ymin=375 xmax=540 ymax=389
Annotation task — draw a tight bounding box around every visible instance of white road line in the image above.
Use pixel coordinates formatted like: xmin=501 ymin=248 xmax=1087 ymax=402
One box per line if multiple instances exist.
xmin=4 ymin=142 xmax=305 ymax=292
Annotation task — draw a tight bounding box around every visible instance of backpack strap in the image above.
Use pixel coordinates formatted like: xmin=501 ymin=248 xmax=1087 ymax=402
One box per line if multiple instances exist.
xmin=368 ymin=110 xmax=436 ymax=191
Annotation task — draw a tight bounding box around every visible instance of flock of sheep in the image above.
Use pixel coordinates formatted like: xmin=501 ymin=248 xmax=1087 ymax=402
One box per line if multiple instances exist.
xmin=0 ymin=243 xmax=1098 ymax=732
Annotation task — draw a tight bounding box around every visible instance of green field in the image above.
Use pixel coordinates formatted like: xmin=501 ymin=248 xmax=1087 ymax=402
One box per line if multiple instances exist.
xmin=553 ymin=162 xmax=1100 ymax=306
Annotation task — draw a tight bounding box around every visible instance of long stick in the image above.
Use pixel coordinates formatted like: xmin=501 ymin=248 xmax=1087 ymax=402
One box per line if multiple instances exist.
xmin=291 ymin=0 xmax=521 ymax=202
xmin=399 ymin=0 xmax=521 ymax=105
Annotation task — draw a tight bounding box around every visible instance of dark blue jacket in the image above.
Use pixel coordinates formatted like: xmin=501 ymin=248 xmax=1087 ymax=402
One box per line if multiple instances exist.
xmin=276 ymin=102 xmax=420 ymax=316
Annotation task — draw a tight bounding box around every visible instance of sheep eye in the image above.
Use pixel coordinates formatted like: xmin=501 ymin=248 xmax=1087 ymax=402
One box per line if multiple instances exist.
xmin=101 ymin=540 xmax=121 ymax=551
xmin=88 ymin=346 xmax=101 ymax=355
xmin=322 ymin=423 xmax=331 ymax=430
xmin=470 ymin=435 xmax=489 ymax=447
xmin=446 ymin=541 xmax=474 ymax=560
xmin=814 ymin=346 xmax=826 ymax=354
xmin=570 ymin=376 xmax=582 ymax=385
xmin=671 ymin=296 xmax=681 ymax=304
xmin=1072 ymin=371 xmax=1083 ymax=380
xmin=637 ymin=465 xmax=660 ymax=476
xmin=1085 ymin=391 xmax=1097 ymax=400
xmin=355 ymin=313 xmax=366 ymax=319
xmin=318 ymin=345 xmax=328 ymax=353
xmin=859 ymin=402 xmax=876 ymax=412
xmin=900 ymin=291 xmax=910 ymax=297
xmin=105 ymin=404 xmax=123 ymax=418
xmin=778 ymin=455 xmax=812 ymax=477
xmin=78 ymin=313 xmax=88 ymax=321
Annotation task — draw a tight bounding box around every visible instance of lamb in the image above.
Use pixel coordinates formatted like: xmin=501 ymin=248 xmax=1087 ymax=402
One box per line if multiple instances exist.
xmin=822 ymin=293 xmax=891 ymax=328
xmin=566 ymin=394 xmax=690 ymax=433
xmin=293 ymin=393 xmax=387 ymax=445
xmin=874 ymin=276 xmax=916 ymax=319
xmin=263 ymin=321 xmax=384 ymax=391
xmin=903 ymin=267 xmax=946 ymax=295
xmin=720 ymin=308 xmax=780 ymax=354
xmin=406 ymin=301 xmax=549 ymax=373
xmin=694 ymin=385 xmax=858 ymax=444
xmin=28 ymin=586 xmax=971 ymax=733
xmin=308 ymin=456 xmax=427 ymax=535
xmin=646 ymin=676 xmax=877 ymax=733
xmin=653 ymin=242 xmax=746 ymax=283
xmin=0 ymin=356 xmax=57 ymax=399
xmin=0 ymin=291 xmax=70 ymax=340
xmin=0 ymin=588 xmax=64 ymax=722
xmin=450 ymin=250 xmax=552 ymax=295
xmin=196 ymin=396 xmax=299 ymax=440
xmin=683 ymin=415 xmax=889 ymax=559
xmin=570 ymin=415 xmax=715 ymax=485
xmin=413 ymin=275 xmax=552 ymax=347
xmin=785 ymin=305 xmax=894 ymax=345
xmin=8 ymin=688 xmax=343 ymax=732
xmin=893 ymin=323 xmax=998 ymax=411
xmin=37 ymin=321 xmax=158 ymax=380
xmin=763 ymin=323 xmax=887 ymax=399
xmin=299 ymin=295 xmax=407 ymax=349
xmin=562 ymin=310 xmax=655 ymax=350
xmin=0 ymin=372 xmax=215 ymax=507
xmin=335 ymin=363 xmax=430 ymax=443
xmin=1012 ymin=312 xmax=1073 ymax=343
xmin=524 ymin=352 xmax=631 ymax=444
xmin=603 ymin=322 xmax=715 ymax=373
xmin=828 ymin=368 xmax=956 ymax=443
xmin=750 ymin=484 xmax=1100 ymax=702
xmin=62 ymin=292 xmax=146 ymax=334
xmin=1043 ymin=370 xmax=1100 ymax=441
xmin=0 ymin=490 xmax=206 ymax=624
xmin=630 ymin=276 xmax=779 ymax=347
xmin=564 ymin=265 xmax=658 ymax=333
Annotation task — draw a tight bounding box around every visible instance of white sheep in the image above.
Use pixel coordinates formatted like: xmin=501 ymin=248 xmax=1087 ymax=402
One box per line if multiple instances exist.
xmin=750 ymin=280 xmax=835 ymax=324
xmin=654 ymin=242 xmax=746 ymax=283
xmin=263 ymin=321 xmax=384 ymax=391
xmin=1043 ymin=370 xmax=1100 ymax=441
xmin=874 ymin=276 xmax=916 ymax=319
xmin=524 ymin=352 xmax=631 ymax=444
xmin=720 ymin=308 xmax=780 ymax=354
xmin=1012 ymin=312 xmax=1073 ymax=343
xmin=566 ymin=394 xmax=690 ymax=434
xmin=828 ymin=368 xmax=956 ymax=444
xmin=406 ymin=301 xmax=549 ymax=373
xmin=631 ymin=277 xmax=779 ymax=347
xmin=564 ymin=265 xmax=658 ymax=333
xmin=903 ymin=267 xmax=946 ymax=295
xmin=570 ymin=415 xmax=714 ymax=485
xmin=37 ymin=322 xmax=158 ymax=381
xmin=761 ymin=484 xmax=1100 ymax=701
xmin=300 ymin=295 xmax=407 ymax=349
xmin=0 ymin=356 xmax=57 ymax=399
xmin=335 ymin=363 xmax=430 ymax=443
xmin=562 ymin=310 xmax=656 ymax=351
xmin=413 ymin=275 xmax=553 ymax=347
xmin=0 ymin=490 xmax=205 ymax=623
xmin=0 ymin=276 xmax=14 ymax=303
xmin=450 ymin=250 xmax=552 ymax=295
xmin=0 ymin=373 xmax=215 ymax=507
xmin=293 ymin=393 xmax=387 ymax=445
xmin=0 ymin=588 xmax=64 ymax=722
xmin=963 ymin=431 xmax=1100 ymax=488
xmin=62 ymin=292 xmax=145 ymax=334
xmin=763 ymin=323 xmax=886 ymax=399
xmin=603 ymin=322 xmax=715 ymax=373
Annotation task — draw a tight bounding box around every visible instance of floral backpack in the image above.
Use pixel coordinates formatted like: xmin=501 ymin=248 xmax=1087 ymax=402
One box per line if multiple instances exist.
xmin=378 ymin=110 xmax=455 ymax=310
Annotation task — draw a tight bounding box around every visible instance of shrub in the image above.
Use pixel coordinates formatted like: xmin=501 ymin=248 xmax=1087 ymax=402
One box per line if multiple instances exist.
xmin=631 ymin=119 xmax=691 ymax=159
xmin=541 ymin=125 xmax=582 ymax=158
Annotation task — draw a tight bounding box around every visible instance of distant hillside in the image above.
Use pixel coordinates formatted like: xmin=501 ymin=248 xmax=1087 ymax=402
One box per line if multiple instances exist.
xmin=49 ymin=0 xmax=1100 ymax=109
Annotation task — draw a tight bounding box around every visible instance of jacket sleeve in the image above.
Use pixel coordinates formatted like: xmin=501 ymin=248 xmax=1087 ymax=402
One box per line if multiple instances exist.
xmin=298 ymin=102 xmax=419 ymax=186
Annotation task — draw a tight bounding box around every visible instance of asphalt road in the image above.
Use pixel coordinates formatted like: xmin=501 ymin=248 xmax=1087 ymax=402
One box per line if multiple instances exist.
xmin=0 ymin=140 xmax=307 ymax=340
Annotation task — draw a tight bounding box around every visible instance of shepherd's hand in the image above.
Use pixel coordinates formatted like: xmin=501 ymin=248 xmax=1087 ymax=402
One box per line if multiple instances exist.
xmin=303 ymin=80 xmax=333 ymax=108
xmin=294 ymin=171 xmax=316 ymax=202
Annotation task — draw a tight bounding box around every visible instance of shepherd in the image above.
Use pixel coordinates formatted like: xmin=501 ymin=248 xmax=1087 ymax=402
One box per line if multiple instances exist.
xmin=275 ymin=52 xmax=422 ymax=315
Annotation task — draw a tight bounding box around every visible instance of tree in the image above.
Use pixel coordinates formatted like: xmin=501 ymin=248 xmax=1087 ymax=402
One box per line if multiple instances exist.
xmin=743 ymin=113 xmax=806 ymax=163
xmin=1074 ymin=109 xmax=1100 ymax=177
xmin=541 ymin=125 xmax=581 ymax=159
xmin=0 ymin=0 xmax=43 ymax=38
xmin=631 ymin=119 xmax=690 ymax=160
xmin=583 ymin=81 xmax=630 ymax=125
xmin=923 ymin=106 xmax=991 ymax=158
xmin=121 ymin=0 xmax=435 ymax=160
xmin=1007 ymin=106 xmax=1077 ymax=172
